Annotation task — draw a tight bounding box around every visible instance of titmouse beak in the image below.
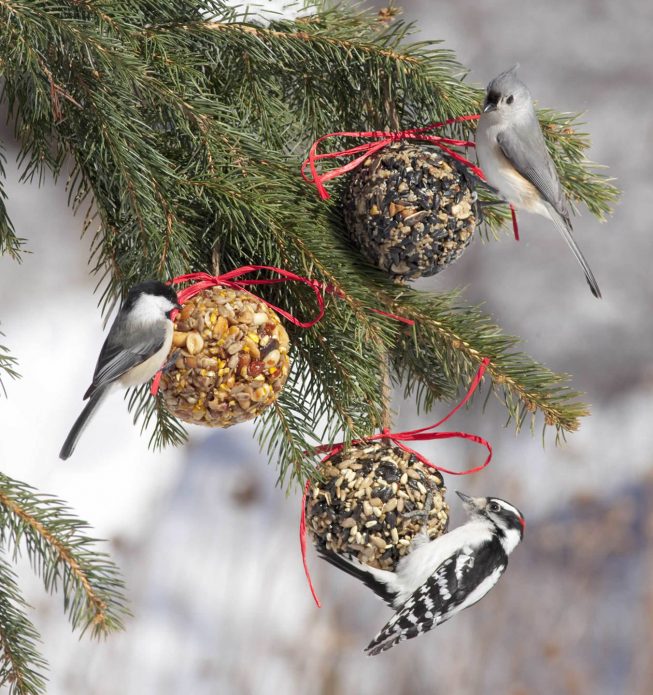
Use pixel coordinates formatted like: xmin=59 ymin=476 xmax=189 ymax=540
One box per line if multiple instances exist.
xmin=483 ymin=101 xmax=497 ymax=113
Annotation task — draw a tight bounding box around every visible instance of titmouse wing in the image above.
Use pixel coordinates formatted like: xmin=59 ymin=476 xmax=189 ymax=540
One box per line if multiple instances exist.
xmin=497 ymin=120 xmax=571 ymax=223
xmin=84 ymin=323 xmax=166 ymax=399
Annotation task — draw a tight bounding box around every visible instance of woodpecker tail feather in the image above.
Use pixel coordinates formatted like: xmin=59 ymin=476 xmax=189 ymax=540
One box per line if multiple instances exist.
xmin=316 ymin=546 xmax=399 ymax=608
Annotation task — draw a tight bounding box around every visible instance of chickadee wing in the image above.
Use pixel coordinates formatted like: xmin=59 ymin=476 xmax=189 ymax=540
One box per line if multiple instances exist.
xmin=84 ymin=327 xmax=165 ymax=399
xmin=365 ymin=544 xmax=506 ymax=655
xmin=497 ymin=123 xmax=571 ymax=223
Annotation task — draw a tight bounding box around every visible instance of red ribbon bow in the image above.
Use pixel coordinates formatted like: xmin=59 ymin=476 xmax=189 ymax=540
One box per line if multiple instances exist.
xmin=150 ymin=265 xmax=327 ymax=395
xmin=150 ymin=266 xmax=415 ymax=396
xmin=301 ymin=115 xmax=520 ymax=241
xmin=300 ymin=357 xmax=493 ymax=607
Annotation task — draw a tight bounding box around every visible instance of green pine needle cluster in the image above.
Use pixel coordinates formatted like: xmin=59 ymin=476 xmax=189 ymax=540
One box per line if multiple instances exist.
xmin=0 ymin=474 xmax=128 ymax=693
xmin=0 ymin=0 xmax=619 ymax=482
xmin=0 ymin=333 xmax=19 ymax=398
xmin=0 ymin=1 xmax=619 ymax=686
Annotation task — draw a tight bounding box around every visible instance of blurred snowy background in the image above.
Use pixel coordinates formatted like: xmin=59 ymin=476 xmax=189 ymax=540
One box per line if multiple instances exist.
xmin=0 ymin=1 xmax=652 ymax=693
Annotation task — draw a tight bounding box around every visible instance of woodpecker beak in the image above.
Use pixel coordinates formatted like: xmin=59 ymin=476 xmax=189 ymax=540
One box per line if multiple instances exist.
xmin=483 ymin=102 xmax=497 ymax=113
xmin=175 ymin=302 xmax=183 ymax=311
xmin=456 ymin=491 xmax=484 ymax=513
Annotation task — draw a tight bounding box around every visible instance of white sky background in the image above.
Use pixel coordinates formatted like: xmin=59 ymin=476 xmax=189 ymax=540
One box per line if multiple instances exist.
xmin=0 ymin=0 xmax=651 ymax=693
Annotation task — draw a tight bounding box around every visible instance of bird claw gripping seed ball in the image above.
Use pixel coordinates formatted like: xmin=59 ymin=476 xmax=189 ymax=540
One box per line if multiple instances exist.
xmin=305 ymin=441 xmax=449 ymax=571
xmin=342 ymin=142 xmax=477 ymax=282
xmin=159 ymin=286 xmax=290 ymax=426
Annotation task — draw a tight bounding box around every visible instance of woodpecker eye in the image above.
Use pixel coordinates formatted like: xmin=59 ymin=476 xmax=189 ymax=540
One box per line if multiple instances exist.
xmin=506 ymin=95 xmax=514 ymax=105
xmin=488 ymin=502 xmax=501 ymax=513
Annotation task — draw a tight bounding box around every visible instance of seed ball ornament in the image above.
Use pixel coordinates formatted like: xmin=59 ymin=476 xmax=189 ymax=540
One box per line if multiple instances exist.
xmin=305 ymin=439 xmax=449 ymax=570
xmin=151 ymin=266 xmax=325 ymax=427
xmin=300 ymin=358 xmax=494 ymax=606
xmin=301 ymin=117 xmax=504 ymax=282
xmin=343 ymin=142 xmax=477 ymax=281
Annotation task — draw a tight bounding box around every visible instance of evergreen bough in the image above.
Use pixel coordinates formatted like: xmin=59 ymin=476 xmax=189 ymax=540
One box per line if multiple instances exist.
xmin=0 ymin=2 xmax=618 ymax=689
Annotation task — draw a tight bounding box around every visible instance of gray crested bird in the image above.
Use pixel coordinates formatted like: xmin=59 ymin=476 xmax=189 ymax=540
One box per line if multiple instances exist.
xmin=317 ymin=492 xmax=524 ymax=655
xmin=59 ymin=281 xmax=180 ymax=460
xmin=475 ymin=65 xmax=602 ymax=298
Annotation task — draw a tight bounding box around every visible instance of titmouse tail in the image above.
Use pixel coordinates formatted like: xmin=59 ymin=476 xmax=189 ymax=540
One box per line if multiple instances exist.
xmin=59 ymin=385 xmax=110 ymax=460
xmin=548 ymin=208 xmax=602 ymax=298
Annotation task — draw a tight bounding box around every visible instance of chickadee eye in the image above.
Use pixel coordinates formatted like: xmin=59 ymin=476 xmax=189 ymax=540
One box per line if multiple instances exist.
xmin=506 ymin=95 xmax=514 ymax=105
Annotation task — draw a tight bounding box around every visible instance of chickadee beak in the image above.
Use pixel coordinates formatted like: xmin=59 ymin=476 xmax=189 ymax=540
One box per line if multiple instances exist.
xmin=483 ymin=102 xmax=497 ymax=113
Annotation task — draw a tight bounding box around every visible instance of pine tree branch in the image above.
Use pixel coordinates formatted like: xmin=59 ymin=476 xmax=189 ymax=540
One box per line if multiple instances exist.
xmin=384 ymin=288 xmax=588 ymax=434
xmin=201 ymin=19 xmax=423 ymax=64
xmin=0 ymin=556 xmax=48 ymax=695
xmin=0 ymin=333 xmax=20 ymax=398
xmin=126 ymin=383 xmax=188 ymax=451
xmin=0 ymin=1 xmax=618 ymax=483
xmin=0 ymin=142 xmax=24 ymax=262
xmin=0 ymin=475 xmax=129 ymax=638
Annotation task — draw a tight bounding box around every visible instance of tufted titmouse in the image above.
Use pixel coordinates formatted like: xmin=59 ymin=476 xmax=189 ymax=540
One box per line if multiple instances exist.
xmin=59 ymin=280 xmax=181 ymax=460
xmin=476 ymin=66 xmax=601 ymax=298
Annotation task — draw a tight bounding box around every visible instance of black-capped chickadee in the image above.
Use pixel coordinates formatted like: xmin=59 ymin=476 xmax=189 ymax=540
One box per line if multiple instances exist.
xmin=59 ymin=281 xmax=181 ymax=460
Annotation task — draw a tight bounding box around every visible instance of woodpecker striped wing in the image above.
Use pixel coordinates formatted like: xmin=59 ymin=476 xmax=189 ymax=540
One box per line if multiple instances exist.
xmin=365 ymin=538 xmax=507 ymax=656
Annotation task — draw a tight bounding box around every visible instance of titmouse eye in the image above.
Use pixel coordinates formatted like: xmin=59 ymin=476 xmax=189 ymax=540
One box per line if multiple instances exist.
xmin=506 ymin=95 xmax=514 ymax=105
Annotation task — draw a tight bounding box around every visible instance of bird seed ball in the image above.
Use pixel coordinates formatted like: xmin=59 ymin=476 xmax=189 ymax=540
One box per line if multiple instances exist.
xmin=343 ymin=142 xmax=477 ymax=282
xmin=306 ymin=440 xmax=449 ymax=570
xmin=159 ymin=286 xmax=290 ymax=427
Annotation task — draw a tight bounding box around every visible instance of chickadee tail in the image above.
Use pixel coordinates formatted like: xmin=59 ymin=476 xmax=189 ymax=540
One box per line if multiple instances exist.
xmin=549 ymin=209 xmax=602 ymax=299
xmin=59 ymin=385 xmax=110 ymax=460
xmin=316 ymin=546 xmax=399 ymax=608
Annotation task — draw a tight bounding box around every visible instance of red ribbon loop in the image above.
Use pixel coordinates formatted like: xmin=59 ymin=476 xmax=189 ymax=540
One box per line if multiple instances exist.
xmin=170 ymin=265 xmax=326 ymax=329
xmin=149 ymin=267 xmax=416 ymax=396
xmin=149 ymin=265 xmax=326 ymax=396
xmin=301 ymin=115 xmax=520 ymax=242
xmin=301 ymin=115 xmax=484 ymax=201
xmin=300 ymin=357 xmax=493 ymax=606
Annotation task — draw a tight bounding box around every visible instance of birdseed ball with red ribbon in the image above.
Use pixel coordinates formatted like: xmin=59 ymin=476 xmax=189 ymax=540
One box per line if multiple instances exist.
xmin=343 ymin=142 xmax=477 ymax=282
xmin=305 ymin=440 xmax=449 ymax=570
xmin=159 ymin=286 xmax=290 ymax=426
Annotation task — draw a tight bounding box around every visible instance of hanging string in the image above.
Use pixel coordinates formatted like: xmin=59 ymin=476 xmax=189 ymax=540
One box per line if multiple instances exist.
xmin=301 ymin=115 xmax=520 ymax=242
xmin=300 ymin=357 xmax=492 ymax=607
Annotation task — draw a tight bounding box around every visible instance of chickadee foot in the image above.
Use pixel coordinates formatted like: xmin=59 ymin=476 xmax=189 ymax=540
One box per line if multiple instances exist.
xmin=162 ymin=350 xmax=181 ymax=372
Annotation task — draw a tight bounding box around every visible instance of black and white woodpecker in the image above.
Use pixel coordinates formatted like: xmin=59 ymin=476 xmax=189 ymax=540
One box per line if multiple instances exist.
xmin=318 ymin=491 xmax=525 ymax=655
